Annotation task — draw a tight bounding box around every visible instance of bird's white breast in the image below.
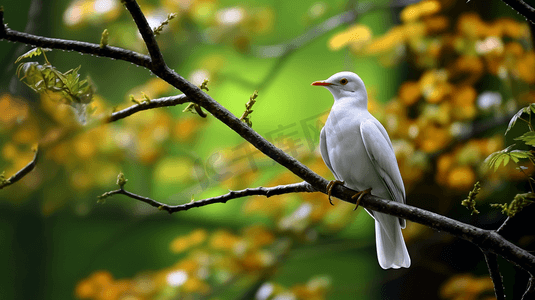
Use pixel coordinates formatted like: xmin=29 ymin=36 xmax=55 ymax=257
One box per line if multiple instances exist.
xmin=324 ymin=102 xmax=391 ymax=200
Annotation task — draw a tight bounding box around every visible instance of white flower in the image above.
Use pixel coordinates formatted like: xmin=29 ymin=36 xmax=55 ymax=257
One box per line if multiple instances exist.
xmin=477 ymin=91 xmax=502 ymax=110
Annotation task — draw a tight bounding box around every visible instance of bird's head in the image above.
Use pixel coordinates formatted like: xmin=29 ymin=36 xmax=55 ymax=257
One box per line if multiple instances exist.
xmin=312 ymin=71 xmax=367 ymax=106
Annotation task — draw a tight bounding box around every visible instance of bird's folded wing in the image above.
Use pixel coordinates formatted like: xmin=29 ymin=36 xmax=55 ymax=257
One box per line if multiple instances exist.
xmin=360 ymin=119 xmax=406 ymax=227
xmin=320 ymin=127 xmax=338 ymax=180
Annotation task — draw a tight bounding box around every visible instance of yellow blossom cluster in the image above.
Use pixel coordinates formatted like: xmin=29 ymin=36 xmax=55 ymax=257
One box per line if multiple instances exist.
xmin=331 ymin=1 xmax=534 ymax=192
xmin=0 ymin=94 xmax=42 ymax=200
xmin=75 ymin=271 xmax=135 ymax=300
xmin=62 ymin=0 xmax=275 ymax=54
xmin=75 ymin=225 xmax=330 ymax=300
xmin=256 ymin=276 xmax=331 ymax=300
xmin=0 ymin=75 xmax=209 ymax=213
xmin=440 ymin=273 xmax=495 ymax=300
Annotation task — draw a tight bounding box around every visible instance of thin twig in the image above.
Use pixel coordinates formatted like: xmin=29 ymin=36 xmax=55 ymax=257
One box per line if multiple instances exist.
xmin=106 ymin=94 xmax=190 ymax=123
xmin=0 ymin=147 xmax=39 ymax=189
xmin=499 ymin=0 xmax=535 ymax=24
xmin=483 ymin=250 xmax=506 ymax=300
xmin=3 ymin=0 xmax=535 ymax=280
xmin=251 ymin=0 xmax=418 ymax=58
xmin=497 ymin=217 xmax=512 ymax=235
xmin=0 ymin=6 xmax=6 ymax=38
xmin=101 ymin=174 xmax=535 ymax=275
xmin=100 ymin=181 xmax=316 ymax=213
xmin=522 ymin=276 xmax=535 ymax=299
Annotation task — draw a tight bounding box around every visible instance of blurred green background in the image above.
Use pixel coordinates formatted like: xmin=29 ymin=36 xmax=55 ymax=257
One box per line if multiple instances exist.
xmin=0 ymin=0 xmax=532 ymax=299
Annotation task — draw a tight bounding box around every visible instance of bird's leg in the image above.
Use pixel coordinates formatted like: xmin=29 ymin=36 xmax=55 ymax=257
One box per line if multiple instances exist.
xmin=326 ymin=180 xmax=345 ymax=205
xmin=351 ymin=188 xmax=372 ymax=211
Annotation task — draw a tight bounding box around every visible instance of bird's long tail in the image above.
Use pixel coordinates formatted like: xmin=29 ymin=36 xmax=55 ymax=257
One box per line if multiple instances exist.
xmin=374 ymin=212 xmax=411 ymax=269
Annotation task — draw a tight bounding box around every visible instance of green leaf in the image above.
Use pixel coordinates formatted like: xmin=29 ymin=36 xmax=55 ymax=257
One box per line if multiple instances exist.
xmin=510 ymin=150 xmax=534 ymax=160
xmin=506 ymin=107 xmax=527 ymax=136
xmin=14 ymin=47 xmax=51 ymax=64
xmin=17 ymin=60 xmax=95 ymax=116
xmin=491 ymin=193 xmax=535 ymax=217
xmin=483 ymin=145 xmax=534 ymax=171
xmin=494 ymin=154 xmax=506 ymax=171
xmin=515 ymin=131 xmax=535 ymax=147
xmin=502 ymin=154 xmax=510 ymax=167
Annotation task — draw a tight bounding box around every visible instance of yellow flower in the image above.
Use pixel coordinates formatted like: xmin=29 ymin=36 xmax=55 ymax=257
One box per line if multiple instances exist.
xmin=170 ymin=236 xmax=192 ymax=253
xmin=516 ymin=52 xmax=535 ymax=84
xmin=418 ymin=125 xmax=450 ymax=153
xmin=447 ymin=166 xmax=476 ymax=190
xmin=398 ymin=81 xmax=421 ymax=106
xmin=427 ymin=82 xmax=452 ymax=103
xmin=457 ymin=13 xmax=487 ymax=39
xmin=400 ymin=0 xmax=441 ymax=23
xmin=175 ymin=259 xmax=199 ymax=273
xmin=504 ymin=42 xmax=524 ymax=58
xmin=440 ymin=273 xmax=494 ymax=299
xmin=250 ymin=7 xmax=275 ymax=34
xmin=424 ymin=16 xmax=449 ymax=34
xmin=243 ymin=225 xmax=275 ymax=248
xmin=448 ymin=56 xmax=484 ymax=85
xmin=75 ymin=271 xmax=114 ymax=299
xmin=451 ymin=85 xmax=477 ymax=120
xmin=364 ymin=26 xmax=406 ymax=54
xmin=173 ymin=117 xmax=205 ymax=142
xmin=0 ymin=94 xmax=29 ymax=127
xmin=2 ymin=142 xmax=17 ymax=160
xmin=70 ymin=169 xmax=93 ymax=191
xmin=498 ymin=18 xmax=529 ymax=39
xmin=209 ymin=230 xmax=241 ymax=250
xmin=183 ymin=277 xmax=210 ymax=294
xmin=74 ymin=133 xmax=97 ymax=159
xmin=329 ymin=25 xmax=372 ymax=51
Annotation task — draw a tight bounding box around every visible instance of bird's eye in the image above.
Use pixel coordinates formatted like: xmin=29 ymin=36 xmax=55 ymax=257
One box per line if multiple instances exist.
xmin=340 ymin=78 xmax=348 ymax=85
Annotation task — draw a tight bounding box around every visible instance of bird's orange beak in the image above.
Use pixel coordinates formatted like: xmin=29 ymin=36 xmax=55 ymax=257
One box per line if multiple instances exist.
xmin=311 ymin=81 xmax=332 ymax=86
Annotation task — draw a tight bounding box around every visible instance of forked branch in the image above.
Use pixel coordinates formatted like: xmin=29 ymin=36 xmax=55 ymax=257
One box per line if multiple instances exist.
xmin=2 ymin=1 xmax=535 ymax=291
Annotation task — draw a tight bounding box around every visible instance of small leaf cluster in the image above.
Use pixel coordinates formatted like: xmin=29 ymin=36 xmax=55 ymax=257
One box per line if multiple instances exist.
xmin=491 ymin=193 xmax=535 ymax=217
xmin=240 ymin=90 xmax=258 ymax=128
xmin=182 ymin=79 xmax=209 ymax=117
xmin=484 ymin=145 xmax=534 ymax=171
xmin=484 ymin=104 xmax=535 ymax=215
xmin=153 ymin=13 xmax=177 ymax=36
xmin=461 ymin=181 xmax=481 ymax=215
xmin=485 ymin=104 xmax=535 ymax=172
xmin=0 ymin=171 xmax=10 ymax=188
xmin=505 ymin=103 xmax=535 ymax=135
xmin=16 ymin=48 xmax=94 ymax=107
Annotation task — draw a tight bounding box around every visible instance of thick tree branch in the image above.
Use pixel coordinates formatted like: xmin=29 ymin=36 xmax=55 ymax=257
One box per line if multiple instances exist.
xmin=121 ymin=0 xmax=166 ymax=69
xmin=329 ymin=186 xmax=535 ymax=275
xmin=0 ymin=147 xmax=39 ymax=189
xmin=499 ymin=0 xmax=535 ymax=24
xmin=100 ymin=181 xmax=316 ymax=213
xmin=2 ymin=1 xmax=535 ymax=282
xmin=0 ymin=25 xmax=151 ymax=68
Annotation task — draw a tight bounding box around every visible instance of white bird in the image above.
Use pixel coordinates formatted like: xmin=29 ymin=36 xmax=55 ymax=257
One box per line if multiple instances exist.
xmin=312 ymin=71 xmax=411 ymax=269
